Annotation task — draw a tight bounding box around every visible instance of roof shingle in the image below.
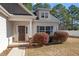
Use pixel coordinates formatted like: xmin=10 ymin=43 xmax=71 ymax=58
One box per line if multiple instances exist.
xmin=0 ymin=3 xmax=32 ymax=15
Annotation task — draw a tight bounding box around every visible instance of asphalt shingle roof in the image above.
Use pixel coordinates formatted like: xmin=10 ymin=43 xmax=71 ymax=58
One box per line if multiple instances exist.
xmin=0 ymin=3 xmax=32 ymax=15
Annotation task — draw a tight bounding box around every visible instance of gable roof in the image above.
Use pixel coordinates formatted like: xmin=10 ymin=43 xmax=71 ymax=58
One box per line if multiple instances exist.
xmin=36 ymin=8 xmax=50 ymax=11
xmin=0 ymin=3 xmax=32 ymax=15
xmin=33 ymin=8 xmax=60 ymax=23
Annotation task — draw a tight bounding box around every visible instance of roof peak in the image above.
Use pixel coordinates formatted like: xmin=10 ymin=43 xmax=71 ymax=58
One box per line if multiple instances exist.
xmin=36 ymin=8 xmax=50 ymax=11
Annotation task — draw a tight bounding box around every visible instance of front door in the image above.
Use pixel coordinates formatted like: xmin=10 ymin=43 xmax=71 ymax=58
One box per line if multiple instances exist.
xmin=18 ymin=26 xmax=25 ymax=42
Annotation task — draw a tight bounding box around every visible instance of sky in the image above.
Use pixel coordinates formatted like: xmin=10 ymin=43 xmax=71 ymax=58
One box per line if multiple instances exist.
xmin=33 ymin=3 xmax=79 ymax=9
xmin=50 ymin=3 xmax=79 ymax=9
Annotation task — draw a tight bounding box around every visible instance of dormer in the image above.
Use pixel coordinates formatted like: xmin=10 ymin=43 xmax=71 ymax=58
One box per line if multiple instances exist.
xmin=35 ymin=8 xmax=50 ymax=20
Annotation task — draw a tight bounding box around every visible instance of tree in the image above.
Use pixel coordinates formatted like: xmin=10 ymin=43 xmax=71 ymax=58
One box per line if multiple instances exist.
xmin=23 ymin=3 xmax=32 ymax=11
xmin=33 ymin=3 xmax=50 ymax=10
xmin=51 ymin=4 xmax=71 ymax=30
xmin=69 ymin=5 xmax=79 ymax=30
xmin=33 ymin=3 xmax=43 ymax=10
xmin=43 ymin=3 xmax=50 ymax=9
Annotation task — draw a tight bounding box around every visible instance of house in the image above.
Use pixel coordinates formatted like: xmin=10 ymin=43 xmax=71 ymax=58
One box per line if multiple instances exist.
xmin=0 ymin=3 xmax=59 ymax=44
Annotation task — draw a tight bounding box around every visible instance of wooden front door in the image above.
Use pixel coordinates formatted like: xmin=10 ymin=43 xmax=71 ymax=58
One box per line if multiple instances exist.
xmin=18 ymin=26 xmax=25 ymax=42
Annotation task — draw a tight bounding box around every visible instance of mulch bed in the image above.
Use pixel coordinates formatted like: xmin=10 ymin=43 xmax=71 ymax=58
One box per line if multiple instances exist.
xmin=0 ymin=48 xmax=12 ymax=56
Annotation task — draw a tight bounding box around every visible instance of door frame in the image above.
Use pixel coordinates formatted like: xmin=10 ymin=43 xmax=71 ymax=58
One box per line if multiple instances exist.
xmin=17 ymin=25 xmax=28 ymax=42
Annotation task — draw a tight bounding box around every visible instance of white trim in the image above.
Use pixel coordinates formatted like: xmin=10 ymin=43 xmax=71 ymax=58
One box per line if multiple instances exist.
xmin=9 ymin=16 xmax=35 ymax=21
xmin=34 ymin=20 xmax=60 ymax=23
xmin=29 ymin=20 xmax=32 ymax=38
xmin=9 ymin=15 xmax=36 ymax=19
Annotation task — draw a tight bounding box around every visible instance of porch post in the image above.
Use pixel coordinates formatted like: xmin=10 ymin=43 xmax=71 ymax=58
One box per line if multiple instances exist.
xmin=29 ymin=20 xmax=32 ymax=38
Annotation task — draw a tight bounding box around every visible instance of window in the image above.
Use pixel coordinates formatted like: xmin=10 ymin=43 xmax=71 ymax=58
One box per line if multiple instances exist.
xmin=41 ymin=12 xmax=48 ymax=18
xmin=41 ymin=13 xmax=44 ymax=18
xmin=37 ymin=26 xmax=53 ymax=34
xmin=46 ymin=26 xmax=50 ymax=34
xmin=45 ymin=13 xmax=48 ymax=18
xmin=37 ymin=26 xmax=40 ymax=32
xmin=40 ymin=26 xmax=45 ymax=32
xmin=37 ymin=26 xmax=45 ymax=32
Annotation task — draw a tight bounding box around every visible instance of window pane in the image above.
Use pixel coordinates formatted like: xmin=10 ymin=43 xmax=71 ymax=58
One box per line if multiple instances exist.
xmin=37 ymin=26 xmax=40 ymax=32
xmin=51 ymin=26 xmax=53 ymax=30
xmin=50 ymin=26 xmax=53 ymax=32
xmin=41 ymin=13 xmax=44 ymax=18
xmin=46 ymin=26 xmax=50 ymax=30
xmin=45 ymin=13 xmax=48 ymax=18
xmin=40 ymin=26 xmax=44 ymax=30
xmin=46 ymin=26 xmax=50 ymax=34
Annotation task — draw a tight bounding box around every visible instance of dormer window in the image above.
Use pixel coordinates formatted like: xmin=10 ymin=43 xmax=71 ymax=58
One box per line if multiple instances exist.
xmin=45 ymin=13 xmax=48 ymax=18
xmin=41 ymin=13 xmax=44 ymax=18
xmin=41 ymin=12 xmax=48 ymax=18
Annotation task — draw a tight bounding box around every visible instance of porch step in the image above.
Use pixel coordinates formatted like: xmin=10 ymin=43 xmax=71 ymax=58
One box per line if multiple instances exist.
xmin=8 ymin=42 xmax=29 ymax=48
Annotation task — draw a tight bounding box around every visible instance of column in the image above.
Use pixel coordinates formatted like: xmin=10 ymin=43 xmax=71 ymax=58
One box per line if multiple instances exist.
xmin=29 ymin=20 xmax=32 ymax=38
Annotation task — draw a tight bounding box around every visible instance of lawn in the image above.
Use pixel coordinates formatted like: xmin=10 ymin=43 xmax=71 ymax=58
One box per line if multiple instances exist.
xmin=25 ymin=37 xmax=79 ymax=56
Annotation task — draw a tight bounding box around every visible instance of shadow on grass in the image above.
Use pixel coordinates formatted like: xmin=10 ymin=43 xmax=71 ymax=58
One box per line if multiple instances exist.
xmin=8 ymin=43 xmax=64 ymax=49
xmin=18 ymin=44 xmax=28 ymax=49
xmin=14 ymin=44 xmax=43 ymax=49
xmin=27 ymin=42 xmax=64 ymax=49
xmin=46 ymin=42 xmax=63 ymax=46
xmin=27 ymin=45 xmax=43 ymax=49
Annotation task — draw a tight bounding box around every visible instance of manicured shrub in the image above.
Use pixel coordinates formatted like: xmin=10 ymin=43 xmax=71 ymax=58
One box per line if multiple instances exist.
xmin=42 ymin=32 xmax=49 ymax=44
xmin=31 ymin=32 xmax=49 ymax=46
xmin=55 ymin=31 xmax=69 ymax=43
xmin=49 ymin=34 xmax=54 ymax=42
xmin=49 ymin=31 xmax=69 ymax=43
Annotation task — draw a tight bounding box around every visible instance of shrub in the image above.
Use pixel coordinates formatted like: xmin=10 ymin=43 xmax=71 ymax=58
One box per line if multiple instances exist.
xmin=31 ymin=32 xmax=49 ymax=46
xmin=49 ymin=31 xmax=69 ymax=43
xmin=49 ymin=33 xmax=54 ymax=42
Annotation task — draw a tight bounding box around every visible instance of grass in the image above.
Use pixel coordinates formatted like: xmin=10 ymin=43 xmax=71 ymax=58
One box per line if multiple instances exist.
xmin=25 ymin=37 xmax=79 ymax=56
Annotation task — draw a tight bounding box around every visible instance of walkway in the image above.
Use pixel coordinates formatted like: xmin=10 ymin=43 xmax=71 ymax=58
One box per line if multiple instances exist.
xmin=7 ymin=42 xmax=29 ymax=56
xmin=8 ymin=47 xmax=25 ymax=56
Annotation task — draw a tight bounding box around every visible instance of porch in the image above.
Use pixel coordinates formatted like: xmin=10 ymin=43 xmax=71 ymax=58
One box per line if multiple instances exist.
xmin=7 ymin=20 xmax=33 ymax=45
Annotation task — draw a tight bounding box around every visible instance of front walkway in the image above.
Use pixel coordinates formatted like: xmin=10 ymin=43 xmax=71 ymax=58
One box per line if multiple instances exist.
xmin=8 ymin=47 xmax=25 ymax=56
xmin=7 ymin=42 xmax=29 ymax=56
